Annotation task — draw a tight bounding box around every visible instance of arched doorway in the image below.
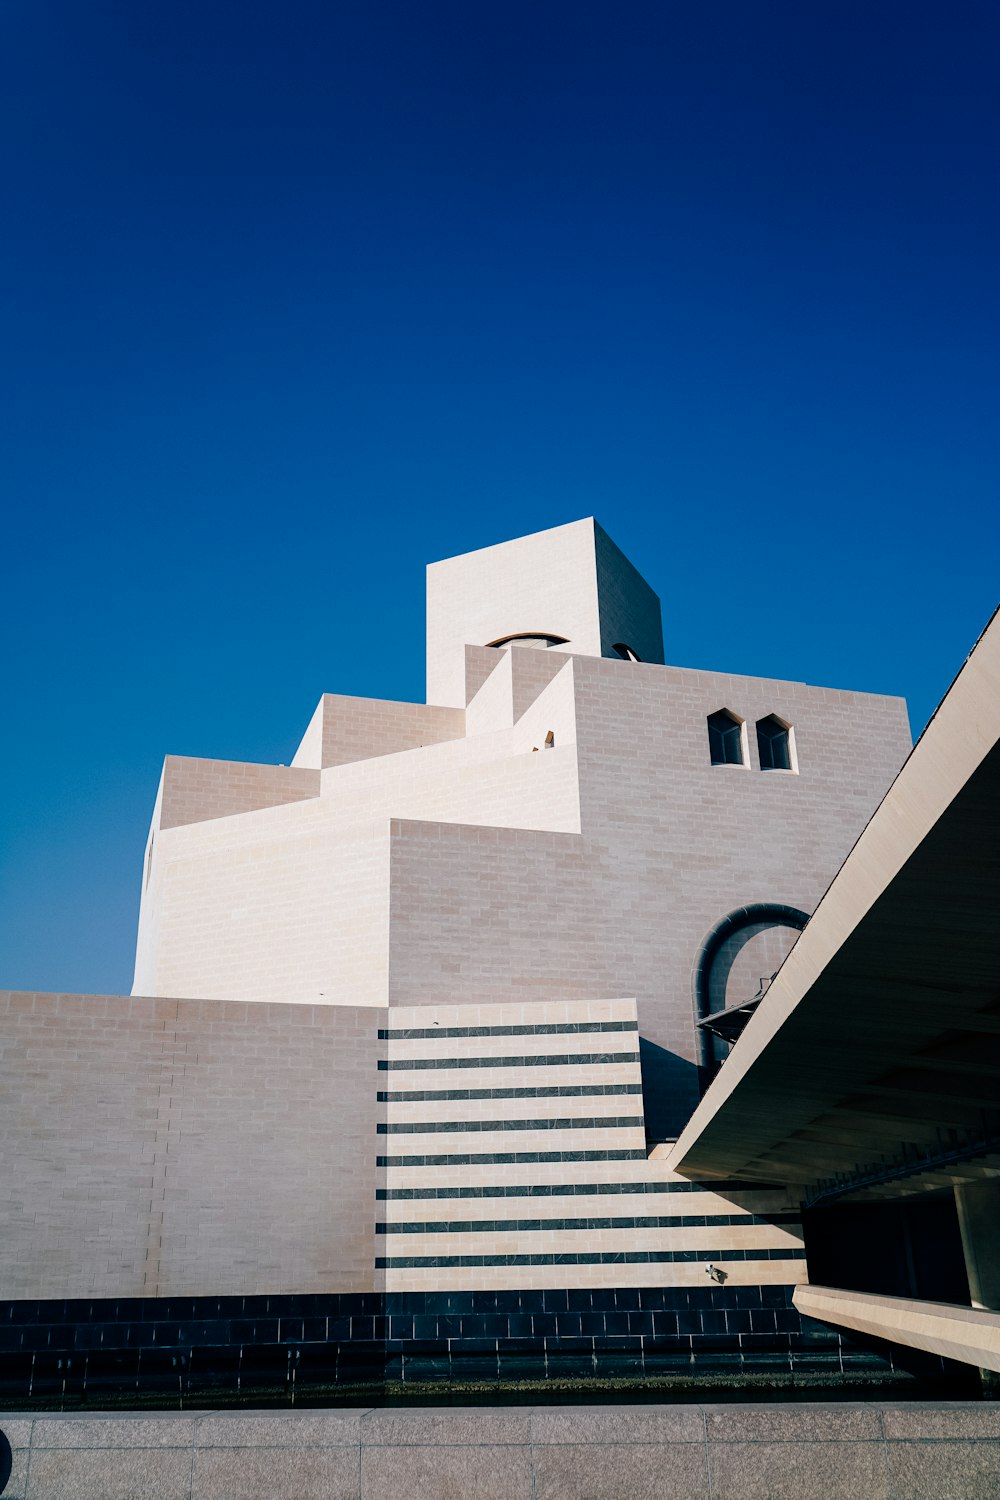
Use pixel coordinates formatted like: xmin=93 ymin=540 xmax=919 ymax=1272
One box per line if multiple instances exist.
xmin=692 ymin=902 xmax=809 ymax=1090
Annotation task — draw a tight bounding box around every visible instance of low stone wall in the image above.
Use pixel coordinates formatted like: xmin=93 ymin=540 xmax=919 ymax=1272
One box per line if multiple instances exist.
xmin=2 ymin=1401 xmax=999 ymax=1499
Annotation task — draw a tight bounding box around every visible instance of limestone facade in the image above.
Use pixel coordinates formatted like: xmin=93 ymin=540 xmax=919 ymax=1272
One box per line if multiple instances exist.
xmin=1 ymin=519 xmax=911 ymax=1303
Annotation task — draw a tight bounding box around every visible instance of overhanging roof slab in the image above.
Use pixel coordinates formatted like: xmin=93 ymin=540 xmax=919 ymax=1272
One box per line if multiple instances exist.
xmin=668 ymin=606 xmax=1000 ymax=1195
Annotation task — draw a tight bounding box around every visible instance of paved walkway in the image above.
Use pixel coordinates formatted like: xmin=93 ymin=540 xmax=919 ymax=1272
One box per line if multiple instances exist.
xmin=2 ymin=1401 xmax=999 ymax=1498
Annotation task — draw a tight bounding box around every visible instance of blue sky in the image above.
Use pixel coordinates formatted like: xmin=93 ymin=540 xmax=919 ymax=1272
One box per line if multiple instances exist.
xmin=2 ymin=1 xmax=998 ymax=993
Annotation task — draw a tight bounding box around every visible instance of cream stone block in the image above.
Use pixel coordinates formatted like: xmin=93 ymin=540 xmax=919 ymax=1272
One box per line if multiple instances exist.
xmin=292 ymin=693 xmax=465 ymax=769
xmin=0 ymin=991 xmax=380 ymax=1299
xmin=315 ymin=730 xmax=580 ymax=836
xmin=378 ymin=1191 xmax=795 ymax=1224
xmin=380 ymin=1124 xmax=645 ymax=1157
xmin=427 ymin=518 xmax=612 ymax=709
xmin=385 ymin=997 xmax=637 ymax=1030
xmin=385 ymin=1095 xmax=643 ymax=1125
xmin=794 ymin=1285 xmax=1000 ymax=1373
xmin=146 ymin=818 xmax=390 ymax=1006
xmin=384 ymin=1029 xmax=639 ymax=1062
xmin=381 ymin=1062 xmax=642 ymax=1094
xmin=464 ymin=648 xmax=582 ymax=750
xmin=292 ymin=694 xmax=324 ymax=768
xmin=380 ymin=1223 xmax=796 ymax=1257
xmin=378 ymin=1157 xmax=660 ymax=1191
xmin=158 ymin=755 xmax=321 ymax=831
xmin=383 ymin=1260 xmax=806 ymax=1292
xmin=465 ymin=643 xmax=516 ymax=734
xmin=510 ymin=647 xmax=577 ymax=726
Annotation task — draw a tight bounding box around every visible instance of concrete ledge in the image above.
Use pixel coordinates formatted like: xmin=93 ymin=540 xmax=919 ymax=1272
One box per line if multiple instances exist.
xmin=795 ymin=1284 xmax=1000 ymax=1373
xmin=3 ymin=1402 xmax=1000 ymax=1499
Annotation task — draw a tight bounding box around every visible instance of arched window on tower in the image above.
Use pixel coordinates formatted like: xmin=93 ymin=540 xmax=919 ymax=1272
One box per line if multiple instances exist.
xmin=756 ymin=715 xmax=794 ymax=772
xmin=485 ymin=632 xmax=569 ymax=651
xmin=707 ymin=709 xmax=746 ymax=766
xmin=612 ymin=643 xmax=642 ymax=662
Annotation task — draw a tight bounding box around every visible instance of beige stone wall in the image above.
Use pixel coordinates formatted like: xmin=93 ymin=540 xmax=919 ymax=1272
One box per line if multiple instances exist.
xmin=139 ymin=815 xmax=391 ymax=1006
xmin=386 ymin=819 xmax=602 ymax=1007
xmin=463 ymin=645 xmax=580 ymax=737
xmin=0 ymin=991 xmax=381 ymax=1299
xmin=464 ymin=648 xmax=581 ymax=749
xmin=159 ymin=755 xmax=320 ymax=830
xmin=0 ymin=987 xmax=800 ymax=1301
xmin=383 ymin=656 xmax=909 ymax=1135
xmin=463 ymin=643 xmax=504 ymax=705
xmin=136 ymin=681 xmax=583 ymax=1004
xmin=464 ymin=646 xmax=519 ymax=735
xmin=292 ymin=694 xmax=465 ymax=769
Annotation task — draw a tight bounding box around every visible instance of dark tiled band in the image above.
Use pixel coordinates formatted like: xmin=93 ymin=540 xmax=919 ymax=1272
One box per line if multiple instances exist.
xmin=378 ymin=1084 xmax=643 ymax=1102
xmin=376 ymin=1180 xmax=779 ymax=1200
xmin=377 ymin=1115 xmax=644 ymax=1135
xmin=376 ymin=1212 xmax=803 ymax=1234
xmin=377 ymin=1149 xmax=648 ymax=1166
xmin=376 ymin=1248 xmax=808 ymax=1268
xmin=378 ymin=1051 xmax=639 ymax=1071
xmin=379 ymin=1021 xmax=639 ymax=1040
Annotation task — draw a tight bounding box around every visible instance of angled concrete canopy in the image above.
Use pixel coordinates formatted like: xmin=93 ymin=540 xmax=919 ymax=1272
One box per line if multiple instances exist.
xmin=668 ymin=606 xmax=1000 ymax=1202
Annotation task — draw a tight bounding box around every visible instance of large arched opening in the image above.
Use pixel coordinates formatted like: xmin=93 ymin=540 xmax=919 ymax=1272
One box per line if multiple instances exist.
xmin=692 ymin=902 xmax=809 ymax=1091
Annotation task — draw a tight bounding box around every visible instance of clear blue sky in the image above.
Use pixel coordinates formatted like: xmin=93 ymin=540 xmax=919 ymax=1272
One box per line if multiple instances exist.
xmin=2 ymin=1 xmax=997 ymax=994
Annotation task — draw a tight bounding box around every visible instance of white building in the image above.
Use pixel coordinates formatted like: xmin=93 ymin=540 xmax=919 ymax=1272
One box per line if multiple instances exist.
xmin=2 ymin=520 xmax=933 ymax=1397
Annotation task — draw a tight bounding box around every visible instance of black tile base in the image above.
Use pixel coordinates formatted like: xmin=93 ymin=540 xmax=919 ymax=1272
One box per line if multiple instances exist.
xmin=0 ymin=1287 xmax=975 ymax=1405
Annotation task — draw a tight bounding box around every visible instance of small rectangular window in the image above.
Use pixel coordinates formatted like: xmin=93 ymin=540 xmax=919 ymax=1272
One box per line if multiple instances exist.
xmin=757 ymin=716 xmax=792 ymax=771
xmin=707 ymin=710 xmax=745 ymax=766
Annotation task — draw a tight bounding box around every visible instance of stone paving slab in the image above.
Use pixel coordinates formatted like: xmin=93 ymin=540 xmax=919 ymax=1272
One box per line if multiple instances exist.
xmin=194 ymin=1410 xmax=365 ymax=1447
xmin=361 ymin=1441 xmax=532 ymax=1500
xmin=191 ymin=1445 xmax=359 ymax=1500
xmin=2 ymin=1448 xmax=29 ymax=1500
xmin=0 ymin=1423 xmax=32 ymax=1451
xmin=880 ymin=1402 xmax=1000 ymax=1439
xmin=883 ymin=1439 xmax=1000 ymax=1500
xmin=703 ymin=1401 xmax=884 ymax=1442
xmin=22 ymin=1444 xmax=193 ymax=1500
xmin=708 ymin=1438 xmax=889 ymax=1500
xmin=3 ymin=1401 xmax=1000 ymax=1499
xmin=531 ymin=1404 xmax=705 ymax=1445
xmin=30 ymin=1415 xmax=200 ymax=1448
xmin=533 ymin=1440 xmax=709 ymax=1499
xmin=359 ymin=1407 xmax=531 ymax=1446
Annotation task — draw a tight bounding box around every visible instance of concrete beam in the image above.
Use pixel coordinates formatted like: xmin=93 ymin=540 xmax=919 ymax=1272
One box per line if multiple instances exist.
xmin=794 ymin=1284 xmax=1000 ymax=1374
